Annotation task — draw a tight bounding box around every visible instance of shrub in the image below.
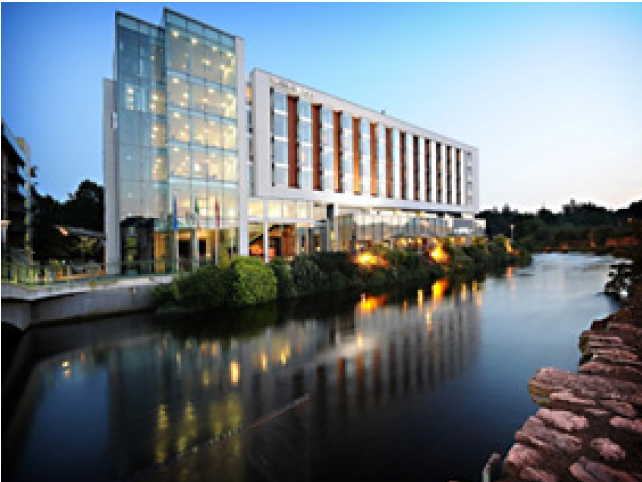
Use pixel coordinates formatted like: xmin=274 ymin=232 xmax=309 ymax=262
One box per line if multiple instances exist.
xmin=228 ymin=256 xmax=278 ymax=307
xmin=152 ymin=279 xmax=182 ymax=308
xmin=291 ymin=254 xmax=327 ymax=294
xmin=178 ymin=264 xmax=228 ymax=310
xmin=269 ymin=258 xmax=297 ymax=298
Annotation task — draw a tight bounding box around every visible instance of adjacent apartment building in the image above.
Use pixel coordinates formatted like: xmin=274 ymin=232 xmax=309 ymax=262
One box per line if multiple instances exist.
xmin=104 ymin=8 xmax=482 ymax=271
xmin=2 ymin=119 xmax=33 ymax=261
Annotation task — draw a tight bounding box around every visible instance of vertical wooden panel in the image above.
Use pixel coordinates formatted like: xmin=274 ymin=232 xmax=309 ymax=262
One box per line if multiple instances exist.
xmin=425 ymin=139 xmax=431 ymax=202
xmin=386 ymin=128 xmax=392 ymax=198
xmin=288 ymin=96 xmax=298 ymax=188
xmin=353 ymin=117 xmax=360 ymax=194
xmin=400 ymin=132 xmax=406 ymax=200
xmin=370 ymin=123 xmax=377 ymax=196
xmin=312 ymin=105 xmax=321 ymax=191
xmin=334 ymin=111 xmax=341 ymax=193
xmin=446 ymin=146 xmax=452 ymax=204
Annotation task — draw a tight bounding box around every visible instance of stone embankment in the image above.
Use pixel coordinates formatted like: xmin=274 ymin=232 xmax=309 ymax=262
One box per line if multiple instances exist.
xmin=501 ymin=281 xmax=642 ymax=482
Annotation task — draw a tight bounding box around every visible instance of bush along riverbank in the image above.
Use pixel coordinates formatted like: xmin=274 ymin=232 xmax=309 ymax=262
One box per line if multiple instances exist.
xmin=152 ymin=237 xmax=530 ymax=312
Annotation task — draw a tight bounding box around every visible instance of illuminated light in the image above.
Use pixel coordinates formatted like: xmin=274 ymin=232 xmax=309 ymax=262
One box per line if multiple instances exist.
xmin=461 ymin=284 xmax=467 ymax=301
xmin=507 ymin=267 xmax=513 ymax=279
xmin=61 ymin=361 xmax=70 ymax=368
xmin=173 ymin=112 xmax=181 ymax=118
xmin=63 ymin=369 xmax=71 ymax=378
xmin=183 ymin=92 xmax=189 ymax=98
xmin=417 ymin=289 xmax=424 ymax=308
xmin=58 ymin=227 xmax=69 ymax=236
xmin=191 ymin=38 xmax=197 ymax=45
xmin=172 ymin=30 xmax=179 ymax=38
xmin=357 ymin=333 xmax=364 ymax=347
xmin=505 ymin=238 xmax=514 ymax=254
xmin=172 ymin=77 xmax=180 ymax=84
xmin=153 ymin=126 xmax=159 ymax=131
xmin=354 ymin=251 xmax=387 ymax=268
xmin=261 ymin=353 xmax=268 ymax=372
xmin=429 ymin=241 xmax=449 ymax=264
xmin=472 ymin=280 xmax=478 ymax=292
xmin=476 ymin=294 xmax=483 ymax=307
xmin=202 ymin=371 xmax=210 ymax=387
xmin=152 ymin=94 xmax=158 ymax=101
xmin=230 ymin=361 xmax=240 ymax=385
xmin=127 ymin=87 xmax=134 ymax=94
xmin=359 ymin=293 xmax=386 ymax=313
xmin=280 ymin=350 xmax=288 ymax=365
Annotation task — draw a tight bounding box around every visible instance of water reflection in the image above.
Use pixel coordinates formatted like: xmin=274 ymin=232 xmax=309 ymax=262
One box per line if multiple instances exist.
xmin=4 ymin=254 xmax=618 ymax=482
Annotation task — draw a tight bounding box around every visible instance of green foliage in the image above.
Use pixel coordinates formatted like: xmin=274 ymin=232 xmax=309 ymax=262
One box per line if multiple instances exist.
xmin=228 ymin=256 xmax=278 ymax=307
xmin=269 ymin=258 xmax=297 ymax=298
xmin=178 ymin=264 xmax=228 ymax=310
xmin=291 ymin=254 xmax=328 ymax=294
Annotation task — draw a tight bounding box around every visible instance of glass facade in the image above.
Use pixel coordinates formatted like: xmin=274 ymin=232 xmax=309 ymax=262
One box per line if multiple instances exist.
xmin=321 ymin=107 xmax=334 ymax=191
xmin=340 ymin=113 xmax=353 ymax=194
xmin=115 ymin=10 xmax=240 ymax=268
xmin=391 ymin=129 xmax=400 ymax=199
xmin=271 ymin=89 xmax=288 ymax=187
xmin=405 ymin=132 xmax=413 ymax=201
xmin=377 ymin=125 xmax=386 ymax=198
xmin=359 ymin=118 xmax=370 ymax=195
xmin=298 ymin=100 xmax=312 ymax=190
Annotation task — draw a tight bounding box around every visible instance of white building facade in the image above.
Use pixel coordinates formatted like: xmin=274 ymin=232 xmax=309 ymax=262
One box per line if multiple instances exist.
xmin=104 ymin=9 xmax=482 ymax=270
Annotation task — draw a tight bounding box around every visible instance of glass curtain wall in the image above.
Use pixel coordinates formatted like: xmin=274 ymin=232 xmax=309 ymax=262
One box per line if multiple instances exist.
xmin=298 ymin=100 xmax=312 ymax=189
xmin=321 ymin=107 xmax=334 ymax=191
xmin=271 ymin=90 xmax=288 ymax=187
xmin=340 ymin=113 xmax=353 ymax=193
xmin=359 ymin=118 xmax=370 ymax=195
xmin=164 ymin=10 xmax=239 ymax=262
xmin=116 ymin=14 xmax=168 ymax=268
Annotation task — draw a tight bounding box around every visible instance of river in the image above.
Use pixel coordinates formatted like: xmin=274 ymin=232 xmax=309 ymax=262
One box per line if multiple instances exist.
xmin=2 ymin=253 xmax=619 ymax=482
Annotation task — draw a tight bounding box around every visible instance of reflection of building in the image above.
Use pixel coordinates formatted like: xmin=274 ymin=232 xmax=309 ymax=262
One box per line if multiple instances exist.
xmin=1 ymin=119 xmax=33 ymax=260
xmin=104 ymin=8 xmax=482 ymax=270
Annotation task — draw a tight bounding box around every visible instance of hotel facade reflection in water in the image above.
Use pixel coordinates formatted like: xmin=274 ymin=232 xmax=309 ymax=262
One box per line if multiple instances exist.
xmin=6 ymin=282 xmax=481 ymax=481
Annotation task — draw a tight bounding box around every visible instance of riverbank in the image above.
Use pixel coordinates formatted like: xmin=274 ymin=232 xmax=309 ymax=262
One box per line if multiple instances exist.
xmin=500 ymin=278 xmax=642 ymax=482
xmin=153 ymin=239 xmax=530 ymax=313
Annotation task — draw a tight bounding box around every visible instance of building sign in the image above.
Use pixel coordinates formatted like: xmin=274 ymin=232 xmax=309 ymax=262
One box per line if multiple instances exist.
xmin=271 ymin=77 xmax=313 ymax=99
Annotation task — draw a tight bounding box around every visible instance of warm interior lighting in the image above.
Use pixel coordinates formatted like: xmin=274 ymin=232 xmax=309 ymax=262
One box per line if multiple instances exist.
xmin=230 ymin=361 xmax=240 ymax=385
xmin=359 ymin=293 xmax=387 ymax=313
xmin=431 ymin=278 xmax=448 ymax=306
xmin=505 ymin=238 xmax=514 ymax=254
xmin=354 ymin=251 xmax=387 ymax=268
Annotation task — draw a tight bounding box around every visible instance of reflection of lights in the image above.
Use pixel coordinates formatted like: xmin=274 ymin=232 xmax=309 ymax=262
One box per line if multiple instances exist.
xmin=417 ymin=289 xmax=424 ymax=308
xmin=63 ymin=369 xmax=71 ymax=378
xmin=80 ymin=352 xmax=86 ymax=363
xmin=476 ymin=293 xmax=482 ymax=307
xmin=176 ymin=353 xmax=181 ymax=364
xmin=185 ymin=401 xmax=196 ymax=423
xmin=359 ymin=293 xmax=386 ymax=313
xmin=157 ymin=404 xmax=169 ymax=430
xmin=461 ymin=284 xmax=467 ymax=301
xmin=210 ymin=343 xmax=219 ymax=356
xmin=431 ymin=278 xmax=448 ymax=306
xmin=472 ymin=280 xmax=478 ymax=292
xmin=426 ymin=312 xmax=433 ymax=330
xmin=202 ymin=371 xmax=210 ymax=387
xmin=230 ymin=361 xmax=240 ymax=385
xmin=357 ymin=333 xmax=364 ymax=347
xmin=507 ymin=267 xmax=513 ymax=279
xmin=261 ymin=353 xmax=268 ymax=372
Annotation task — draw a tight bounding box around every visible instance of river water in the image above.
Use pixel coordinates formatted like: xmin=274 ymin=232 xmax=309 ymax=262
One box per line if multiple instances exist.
xmin=3 ymin=253 xmax=619 ymax=482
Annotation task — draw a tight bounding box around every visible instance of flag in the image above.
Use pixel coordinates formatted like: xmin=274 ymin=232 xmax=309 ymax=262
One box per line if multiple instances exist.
xmin=194 ymin=197 xmax=200 ymax=229
xmin=172 ymin=196 xmax=178 ymax=230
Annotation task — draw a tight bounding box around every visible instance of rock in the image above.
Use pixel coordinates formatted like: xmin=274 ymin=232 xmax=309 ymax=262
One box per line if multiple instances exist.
xmin=550 ymin=391 xmax=597 ymax=411
xmin=536 ymin=408 xmax=589 ymax=432
xmin=520 ymin=466 xmax=558 ymax=482
xmin=529 ymin=367 xmax=642 ymax=407
xmin=584 ymin=409 xmax=610 ymax=418
xmin=589 ymin=438 xmax=626 ymax=462
xmin=579 ymin=361 xmax=642 ymax=382
xmin=600 ymin=400 xmax=637 ymax=419
xmin=504 ymin=443 xmax=544 ymax=477
xmin=515 ymin=416 xmax=583 ymax=455
xmin=569 ymin=457 xmax=638 ymax=482
xmin=609 ymin=417 xmax=642 ymax=436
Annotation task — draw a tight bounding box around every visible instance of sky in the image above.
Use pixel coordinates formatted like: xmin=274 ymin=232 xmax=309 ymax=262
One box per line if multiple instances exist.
xmin=2 ymin=2 xmax=641 ymax=212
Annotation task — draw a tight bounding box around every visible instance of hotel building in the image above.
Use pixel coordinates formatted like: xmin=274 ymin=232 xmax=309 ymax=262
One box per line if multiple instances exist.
xmin=104 ymin=9 xmax=482 ymax=270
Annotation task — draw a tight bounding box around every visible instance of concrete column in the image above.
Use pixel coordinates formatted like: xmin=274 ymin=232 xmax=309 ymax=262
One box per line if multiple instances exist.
xmin=191 ymin=229 xmax=199 ymax=271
